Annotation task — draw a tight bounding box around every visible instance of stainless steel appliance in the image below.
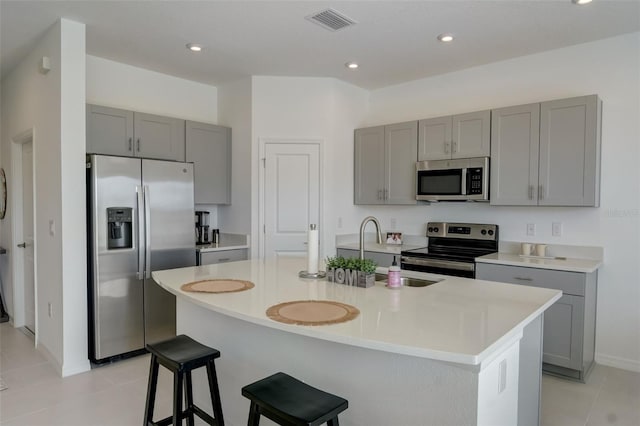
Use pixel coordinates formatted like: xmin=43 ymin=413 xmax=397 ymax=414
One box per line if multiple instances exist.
xmin=416 ymin=157 xmax=489 ymax=202
xmin=401 ymin=222 xmax=498 ymax=278
xmin=195 ymin=210 xmax=210 ymax=245
xmin=87 ymin=155 xmax=195 ymax=363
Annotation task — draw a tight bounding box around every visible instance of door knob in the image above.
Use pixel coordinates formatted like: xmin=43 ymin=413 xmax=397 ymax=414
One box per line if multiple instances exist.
xmin=17 ymin=242 xmax=26 ymax=248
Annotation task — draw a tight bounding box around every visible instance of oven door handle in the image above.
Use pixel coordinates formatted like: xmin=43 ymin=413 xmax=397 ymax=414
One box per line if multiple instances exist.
xmin=401 ymin=256 xmax=476 ymax=272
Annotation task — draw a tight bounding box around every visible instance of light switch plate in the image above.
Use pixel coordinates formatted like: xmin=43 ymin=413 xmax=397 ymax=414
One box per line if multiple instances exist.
xmin=552 ymin=222 xmax=562 ymax=237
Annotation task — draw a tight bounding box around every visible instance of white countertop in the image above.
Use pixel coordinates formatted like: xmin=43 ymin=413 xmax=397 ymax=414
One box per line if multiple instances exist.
xmin=196 ymin=233 xmax=249 ymax=253
xmin=476 ymin=252 xmax=602 ymax=273
xmin=153 ymin=257 xmax=560 ymax=366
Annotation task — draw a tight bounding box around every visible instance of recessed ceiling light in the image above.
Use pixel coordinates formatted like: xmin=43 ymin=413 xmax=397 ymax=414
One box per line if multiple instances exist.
xmin=437 ymin=33 xmax=454 ymax=43
xmin=346 ymin=62 xmax=359 ymax=69
xmin=572 ymin=0 xmax=593 ymax=4
xmin=186 ymin=43 xmax=203 ymax=52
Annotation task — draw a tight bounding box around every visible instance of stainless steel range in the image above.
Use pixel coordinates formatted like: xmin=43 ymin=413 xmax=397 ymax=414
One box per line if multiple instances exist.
xmin=401 ymin=222 xmax=498 ymax=278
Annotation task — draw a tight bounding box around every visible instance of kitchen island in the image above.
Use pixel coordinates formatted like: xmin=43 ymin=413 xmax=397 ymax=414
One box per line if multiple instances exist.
xmin=153 ymin=257 xmax=561 ymax=426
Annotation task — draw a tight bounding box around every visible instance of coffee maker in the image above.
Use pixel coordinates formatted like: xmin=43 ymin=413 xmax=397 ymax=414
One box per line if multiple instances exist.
xmin=195 ymin=211 xmax=210 ymax=244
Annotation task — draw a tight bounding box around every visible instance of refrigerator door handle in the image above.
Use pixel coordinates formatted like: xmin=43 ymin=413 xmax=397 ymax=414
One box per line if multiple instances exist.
xmin=144 ymin=185 xmax=151 ymax=279
xmin=136 ymin=186 xmax=145 ymax=280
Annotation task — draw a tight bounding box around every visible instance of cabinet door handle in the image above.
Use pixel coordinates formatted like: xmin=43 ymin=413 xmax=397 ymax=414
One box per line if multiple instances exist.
xmin=128 ymin=137 xmax=132 ymax=152
xmin=218 ymin=258 xmax=230 ymax=262
xmin=452 ymin=140 xmax=457 ymax=153
xmin=377 ymin=189 xmax=382 ymax=200
xmin=17 ymin=242 xmax=27 ymax=248
xmin=538 ymin=184 xmax=544 ymax=200
xmin=444 ymin=141 xmax=450 ymax=154
xmin=137 ymin=138 xmax=141 ymax=152
xmin=384 ymin=189 xmax=388 ymax=200
xmin=528 ymin=185 xmax=534 ymax=200
xmin=514 ymin=276 xmax=533 ymax=282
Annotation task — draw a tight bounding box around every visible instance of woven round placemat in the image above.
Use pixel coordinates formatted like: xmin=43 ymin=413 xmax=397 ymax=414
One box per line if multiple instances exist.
xmin=266 ymin=300 xmax=360 ymax=326
xmin=181 ymin=279 xmax=254 ymax=294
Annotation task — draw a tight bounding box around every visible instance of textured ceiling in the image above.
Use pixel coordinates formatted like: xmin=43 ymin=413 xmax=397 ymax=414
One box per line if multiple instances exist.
xmin=1 ymin=0 xmax=639 ymax=89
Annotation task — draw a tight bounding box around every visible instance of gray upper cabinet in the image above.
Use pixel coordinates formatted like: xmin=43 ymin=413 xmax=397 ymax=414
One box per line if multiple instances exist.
xmin=491 ymin=95 xmax=601 ymax=206
xmin=539 ymin=95 xmax=601 ymax=206
xmin=87 ymin=104 xmax=185 ymax=162
xmin=86 ymin=105 xmax=135 ymax=157
xmin=186 ymin=121 xmax=231 ymax=205
xmin=490 ymin=103 xmax=540 ymax=205
xmin=354 ymin=121 xmax=417 ymax=205
xmin=354 ymin=126 xmax=385 ymax=204
xmin=134 ymin=112 xmax=185 ymax=162
xmin=418 ymin=110 xmax=490 ymax=161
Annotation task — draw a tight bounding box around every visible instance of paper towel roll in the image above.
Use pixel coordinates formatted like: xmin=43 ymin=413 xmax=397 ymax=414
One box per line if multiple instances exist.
xmin=307 ymin=224 xmax=319 ymax=274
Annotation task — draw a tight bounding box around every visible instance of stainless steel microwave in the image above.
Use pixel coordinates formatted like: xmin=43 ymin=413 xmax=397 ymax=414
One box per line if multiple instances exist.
xmin=416 ymin=157 xmax=489 ymax=202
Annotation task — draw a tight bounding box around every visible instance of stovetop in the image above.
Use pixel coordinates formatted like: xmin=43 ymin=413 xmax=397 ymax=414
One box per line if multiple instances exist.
xmin=401 ymin=246 xmax=496 ymax=262
xmin=401 ymin=222 xmax=499 ymax=263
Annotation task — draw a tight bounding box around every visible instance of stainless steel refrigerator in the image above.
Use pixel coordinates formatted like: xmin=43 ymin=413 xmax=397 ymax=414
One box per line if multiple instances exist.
xmin=87 ymin=154 xmax=195 ymax=363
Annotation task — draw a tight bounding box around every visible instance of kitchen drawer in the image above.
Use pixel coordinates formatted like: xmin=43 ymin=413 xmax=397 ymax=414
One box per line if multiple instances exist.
xmin=476 ymin=263 xmax=585 ymax=296
xmin=199 ymin=249 xmax=248 ymax=266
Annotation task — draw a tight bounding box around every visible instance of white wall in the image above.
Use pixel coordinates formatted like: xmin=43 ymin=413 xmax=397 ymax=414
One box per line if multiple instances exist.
xmin=59 ymin=20 xmax=89 ymax=376
xmin=0 ymin=19 xmax=89 ymax=376
xmin=250 ymin=76 xmax=369 ymax=258
xmin=217 ymin=78 xmax=253 ymax=240
xmin=86 ymin=56 xmax=217 ymax=123
xmin=357 ymin=33 xmax=640 ymax=371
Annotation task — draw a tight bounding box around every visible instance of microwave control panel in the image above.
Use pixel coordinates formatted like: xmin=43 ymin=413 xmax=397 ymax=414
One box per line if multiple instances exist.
xmin=467 ymin=168 xmax=484 ymax=194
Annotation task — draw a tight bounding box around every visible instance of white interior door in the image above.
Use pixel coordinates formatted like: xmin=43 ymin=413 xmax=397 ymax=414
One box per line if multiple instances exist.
xmin=21 ymin=141 xmax=35 ymax=333
xmin=263 ymin=143 xmax=320 ymax=259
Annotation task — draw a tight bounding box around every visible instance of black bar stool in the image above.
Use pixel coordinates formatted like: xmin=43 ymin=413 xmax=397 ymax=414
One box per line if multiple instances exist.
xmin=144 ymin=334 xmax=224 ymax=426
xmin=242 ymin=372 xmax=348 ymax=426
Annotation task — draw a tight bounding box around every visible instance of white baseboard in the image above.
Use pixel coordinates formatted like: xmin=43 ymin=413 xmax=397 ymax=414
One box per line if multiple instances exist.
xmin=62 ymin=359 xmax=91 ymax=377
xmin=595 ymin=353 xmax=640 ymax=373
xmin=37 ymin=341 xmax=91 ymax=377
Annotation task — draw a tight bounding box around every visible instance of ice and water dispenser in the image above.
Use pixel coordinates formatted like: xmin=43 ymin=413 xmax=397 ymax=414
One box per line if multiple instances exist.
xmin=107 ymin=207 xmax=133 ymax=249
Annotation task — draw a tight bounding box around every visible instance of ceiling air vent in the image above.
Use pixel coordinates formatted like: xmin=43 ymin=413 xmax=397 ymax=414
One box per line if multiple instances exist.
xmin=305 ymin=8 xmax=357 ymax=32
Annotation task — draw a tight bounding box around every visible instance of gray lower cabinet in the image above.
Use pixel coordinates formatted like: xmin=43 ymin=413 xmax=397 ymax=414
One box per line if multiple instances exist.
xmin=476 ymin=263 xmax=597 ymax=381
xmin=490 ymin=95 xmax=601 ymax=207
xmin=186 ymin=121 xmax=231 ymax=204
xmin=198 ymin=249 xmax=248 ymax=266
xmin=418 ymin=110 xmax=490 ymax=161
xmin=336 ymin=248 xmax=396 ymax=269
xmin=354 ymin=121 xmax=417 ymax=205
xmin=87 ymin=104 xmax=185 ymax=162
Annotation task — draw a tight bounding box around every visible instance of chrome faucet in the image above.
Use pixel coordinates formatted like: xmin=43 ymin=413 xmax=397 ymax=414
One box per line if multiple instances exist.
xmin=359 ymin=216 xmax=383 ymax=260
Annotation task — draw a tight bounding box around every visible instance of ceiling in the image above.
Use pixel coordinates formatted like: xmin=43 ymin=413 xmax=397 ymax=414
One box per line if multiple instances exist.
xmin=1 ymin=0 xmax=639 ymax=90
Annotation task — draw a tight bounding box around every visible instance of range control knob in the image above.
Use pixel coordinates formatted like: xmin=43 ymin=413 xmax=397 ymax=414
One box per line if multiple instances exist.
xmin=428 ymin=227 xmax=433 ymax=233
xmin=488 ymin=230 xmax=494 ymax=236
xmin=481 ymin=229 xmax=487 ymax=235
xmin=434 ymin=227 xmax=439 ymax=233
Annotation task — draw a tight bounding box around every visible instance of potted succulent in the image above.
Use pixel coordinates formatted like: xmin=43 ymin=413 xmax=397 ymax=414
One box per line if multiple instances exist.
xmin=325 ymin=256 xmax=377 ymax=288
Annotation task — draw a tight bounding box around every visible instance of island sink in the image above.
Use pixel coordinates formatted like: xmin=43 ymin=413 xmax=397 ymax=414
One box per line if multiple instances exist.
xmin=374 ymin=273 xmax=440 ymax=287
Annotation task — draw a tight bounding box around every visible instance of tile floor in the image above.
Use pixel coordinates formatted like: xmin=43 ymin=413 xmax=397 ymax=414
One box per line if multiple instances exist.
xmin=1 ymin=322 xmax=639 ymax=425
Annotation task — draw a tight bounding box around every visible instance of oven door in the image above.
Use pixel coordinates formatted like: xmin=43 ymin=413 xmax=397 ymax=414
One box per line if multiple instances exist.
xmin=416 ymin=167 xmax=466 ymax=201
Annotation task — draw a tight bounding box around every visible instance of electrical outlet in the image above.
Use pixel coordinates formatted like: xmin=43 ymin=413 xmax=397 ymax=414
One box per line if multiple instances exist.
xmin=49 ymin=220 xmax=55 ymax=236
xmin=48 ymin=302 xmax=53 ymax=318
xmin=526 ymin=223 xmax=536 ymax=236
xmin=552 ymin=222 xmax=563 ymax=237
xmin=390 ymin=218 xmax=397 ymax=230
xmin=337 ymin=217 xmax=343 ymax=229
